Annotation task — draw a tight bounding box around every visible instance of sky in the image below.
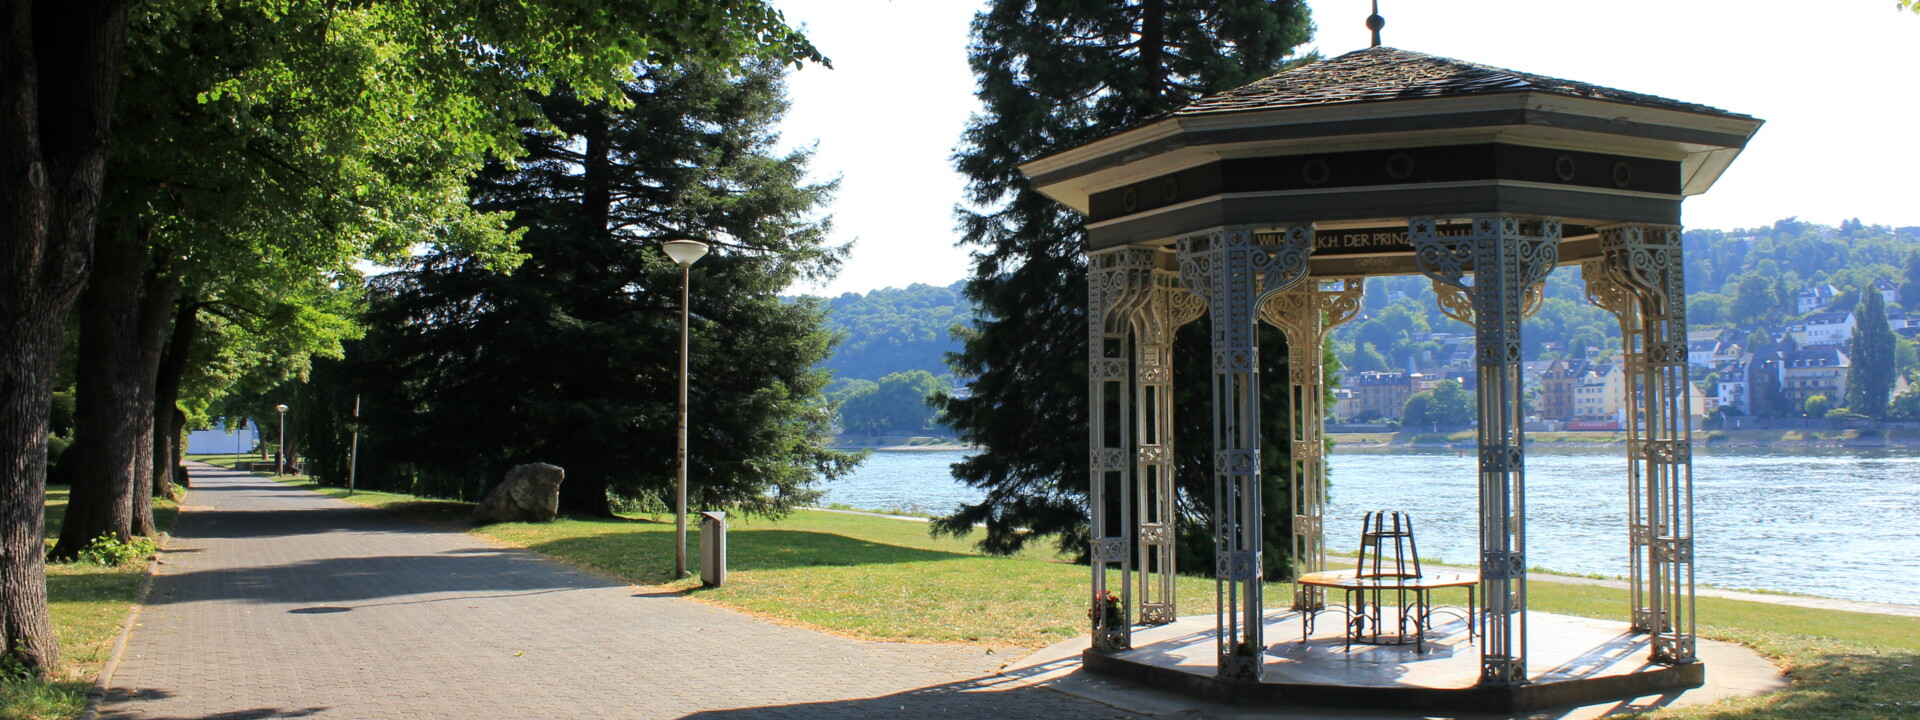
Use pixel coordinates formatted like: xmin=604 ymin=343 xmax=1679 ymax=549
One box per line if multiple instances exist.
xmin=771 ymin=0 xmax=1920 ymax=297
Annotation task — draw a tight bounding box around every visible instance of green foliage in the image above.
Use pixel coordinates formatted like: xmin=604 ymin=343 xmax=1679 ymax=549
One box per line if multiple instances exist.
xmin=1901 ymin=250 xmax=1920 ymax=309
xmin=1804 ymin=394 xmax=1832 ymax=417
xmin=110 ymin=0 xmax=828 ymax=446
xmin=1334 ymin=219 xmax=1918 ymax=374
xmin=1890 ymin=384 xmax=1920 ymax=419
xmin=326 ymin=57 xmax=854 ymax=517
xmin=837 ymin=371 xmax=951 ymax=436
xmin=1401 ymin=380 xmax=1474 ymax=429
xmin=1846 ymin=290 xmax=1898 ymax=417
xmin=1897 ymin=337 xmax=1920 ymax=382
xmin=935 ymin=0 xmax=1314 ymax=562
xmin=819 ymin=283 xmax=972 ymax=384
xmin=69 ymin=534 xmax=159 ymax=568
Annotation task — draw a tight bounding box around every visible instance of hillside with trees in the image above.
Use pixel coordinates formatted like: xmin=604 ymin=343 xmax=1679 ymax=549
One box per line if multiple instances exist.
xmin=817 ymin=282 xmax=971 ymax=386
xmin=1330 ymin=220 xmax=1920 ymax=382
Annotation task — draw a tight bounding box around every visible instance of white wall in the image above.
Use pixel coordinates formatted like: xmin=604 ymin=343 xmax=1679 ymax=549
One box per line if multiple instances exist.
xmin=187 ymin=423 xmax=258 ymax=455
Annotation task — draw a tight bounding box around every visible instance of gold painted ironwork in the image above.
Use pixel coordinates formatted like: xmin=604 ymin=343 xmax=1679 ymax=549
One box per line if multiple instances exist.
xmin=1258 ymin=277 xmax=1364 ymax=612
xmin=1589 ymin=225 xmax=1698 ymax=666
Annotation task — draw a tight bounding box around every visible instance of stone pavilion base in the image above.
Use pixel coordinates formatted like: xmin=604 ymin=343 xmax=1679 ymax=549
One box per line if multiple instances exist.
xmin=1076 ymin=610 xmax=1724 ymax=714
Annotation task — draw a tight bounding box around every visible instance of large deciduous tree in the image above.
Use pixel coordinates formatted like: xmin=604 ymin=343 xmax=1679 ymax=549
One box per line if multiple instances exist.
xmin=346 ymin=56 xmax=853 ymax=517
xmin=2 ymin=0 xmax=133 ymax=672
xmin=1402 ymin=379 xmax=1474 ymax=430
xmin=5 ymin=0 xmax=818 ymax=676
xmin=934 ymin=0 xmax=1312 ymax=567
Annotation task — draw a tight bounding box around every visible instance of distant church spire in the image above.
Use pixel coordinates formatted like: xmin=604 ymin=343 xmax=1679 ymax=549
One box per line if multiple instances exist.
xmin=1367 ymin=0 xmax=1386 ymax=47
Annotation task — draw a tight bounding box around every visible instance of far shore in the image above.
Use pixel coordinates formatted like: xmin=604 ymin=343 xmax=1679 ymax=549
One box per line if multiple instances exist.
xmin=1328 ymin=427 xmax=1920 ymax=450
xmin=832 ymin=428 xmax=1920 ymax=453
xmin=830 ymin=437 xmax=976 ymax=452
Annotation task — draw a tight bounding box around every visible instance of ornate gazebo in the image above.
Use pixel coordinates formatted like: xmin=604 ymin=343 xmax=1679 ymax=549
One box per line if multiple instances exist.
xmin=1023 ymin=47 xmax=1760 ymax=710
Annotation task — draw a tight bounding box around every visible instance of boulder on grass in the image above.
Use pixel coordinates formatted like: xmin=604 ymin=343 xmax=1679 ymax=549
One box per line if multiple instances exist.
xmin=473 ymin=463 xmax=565 ymax=524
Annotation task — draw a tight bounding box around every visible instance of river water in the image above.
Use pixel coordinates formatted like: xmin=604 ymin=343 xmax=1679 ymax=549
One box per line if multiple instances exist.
xmin=822 ymin=447 xmax=1920 ymax=606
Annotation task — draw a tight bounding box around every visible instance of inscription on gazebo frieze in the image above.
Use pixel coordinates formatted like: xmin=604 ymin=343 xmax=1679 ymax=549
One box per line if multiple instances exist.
xmin=1257 ymin=224 xmax=1474 ymax=257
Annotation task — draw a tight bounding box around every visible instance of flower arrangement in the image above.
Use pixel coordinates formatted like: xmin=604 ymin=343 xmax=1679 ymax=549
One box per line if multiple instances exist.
xmin=1088 ymin=590 xmax=1122 ymax=627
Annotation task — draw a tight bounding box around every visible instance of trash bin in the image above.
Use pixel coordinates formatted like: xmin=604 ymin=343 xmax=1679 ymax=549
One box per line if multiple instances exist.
xmin=699 ymin=511 xmax=727 ymax=587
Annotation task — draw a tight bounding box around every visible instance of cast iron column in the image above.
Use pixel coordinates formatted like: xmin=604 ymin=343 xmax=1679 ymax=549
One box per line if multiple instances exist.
xmin=1413 ymin=214 xmax=1560 ymax=686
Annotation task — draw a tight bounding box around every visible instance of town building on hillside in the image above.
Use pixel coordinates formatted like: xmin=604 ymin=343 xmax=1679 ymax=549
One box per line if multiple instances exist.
xmin=1795 ymin=283 xmax=1840 ymax=314
xmin=1716 ymin=354 xmax=1753 ymax=414
xmin=1686 ymin=329 xmax=1727 ymax=368
xmin=1782 ymin=345 xmax=1850 ymax=408
xmin=1345 ymin=371 xmax=1413 ymax=422
xmin=1539 ymin=358 xmax=1588 ymax=423
xmin=1573 ymin=363 xmax=1625 ymax=424
xmin=1786 ymin=311 xmax=1855 ymax=347
xmin=1887 ymin=310 xmax=1920 ymax=336
xmin=1331 ymin=387 xmax=1359 ymax=423
xmin=1871 ymin=277 xmax=1899 ymax=307
xmin=1714 ymin=340 xmax=1743 ymax=365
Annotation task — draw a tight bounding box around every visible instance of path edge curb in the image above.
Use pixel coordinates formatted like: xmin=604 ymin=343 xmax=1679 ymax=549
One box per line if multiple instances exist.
xmin=77 ymin=534 xmax=165 ymax=720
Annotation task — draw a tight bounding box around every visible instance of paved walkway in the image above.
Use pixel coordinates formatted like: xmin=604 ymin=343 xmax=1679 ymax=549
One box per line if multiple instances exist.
xmin=101 ymin=464 xmax=1137 ymax=720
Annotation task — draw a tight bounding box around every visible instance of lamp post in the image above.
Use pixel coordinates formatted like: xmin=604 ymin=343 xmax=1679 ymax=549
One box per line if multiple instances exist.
xmin=275 ymin=404 xmax=289 ymax=476
xmin=662 ymin=239 xmax=708 ymax=579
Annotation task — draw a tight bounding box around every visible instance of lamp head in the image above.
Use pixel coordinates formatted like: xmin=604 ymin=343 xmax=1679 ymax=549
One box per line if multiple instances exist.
xmin=662 ymin=239 xmax=709 ymax=267
xmin=276 ymin=404 xmax=289 ymax=413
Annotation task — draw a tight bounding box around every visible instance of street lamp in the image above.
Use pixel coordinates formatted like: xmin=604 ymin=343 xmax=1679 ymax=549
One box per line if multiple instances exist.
xmin=275 ymin=404 xmax=289 ymax=476
xmin=662 ymin=239 xmax=708 ymax=579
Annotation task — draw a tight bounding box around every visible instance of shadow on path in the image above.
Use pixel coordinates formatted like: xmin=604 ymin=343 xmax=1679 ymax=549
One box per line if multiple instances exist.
xmin=145 ymin=549 xmax=616 ymax=606
xmin=676 ymin=675 xmax=1140 ymax=720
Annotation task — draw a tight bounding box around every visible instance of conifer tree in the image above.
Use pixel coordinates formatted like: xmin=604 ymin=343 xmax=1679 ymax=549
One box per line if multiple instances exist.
xmin=936 ymin=1 xmax=1312 ymax=566
xmin=1847 ymin=289 xmax=1896 ymax=417
xmin=350 ymin=56 xmax=854 ymax=517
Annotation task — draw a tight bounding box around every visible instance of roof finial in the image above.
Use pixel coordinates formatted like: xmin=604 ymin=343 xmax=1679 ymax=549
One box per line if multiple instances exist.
xmin=1367 ymin=0 xmax=1386 ymax=48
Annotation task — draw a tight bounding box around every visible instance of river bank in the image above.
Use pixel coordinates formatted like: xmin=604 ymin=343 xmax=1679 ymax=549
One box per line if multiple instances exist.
xmin=1330 ymin=427 xmax=1920 ymax=450
xmin=831 ymin=435 xmax=975 ymax=451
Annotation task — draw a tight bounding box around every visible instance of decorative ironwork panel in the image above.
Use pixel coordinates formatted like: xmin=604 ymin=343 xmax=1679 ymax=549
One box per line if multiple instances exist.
xmin=1139 ymin=523 xmax=1169 ymax=545
xmin=1094 ymin=538 xmax=1131 ymax=564
xmin=1086 ymin=246 xmax=1159 ymax=651
xmin=1253 ymin=277 xmax=1359 ymax=613
xmin=1412 ymin=214 xmax=1561 ymax=686
xmin=1177 ymin=225 xmax=1318 ymax=681
xmin=1652 ymin=536 xmax=1694 ymax=564
xmin=1594 ymin=223 xmax=1699 ymax=666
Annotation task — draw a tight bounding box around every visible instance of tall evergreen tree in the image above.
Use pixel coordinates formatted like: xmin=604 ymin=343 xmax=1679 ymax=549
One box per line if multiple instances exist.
xmin=1847 ymin=289 xmax=1896 ymax=417
xmin=350 ymin=56 xmax=854 ymax=516
xmin=935 ymin=0 xmax=1312 ymax=567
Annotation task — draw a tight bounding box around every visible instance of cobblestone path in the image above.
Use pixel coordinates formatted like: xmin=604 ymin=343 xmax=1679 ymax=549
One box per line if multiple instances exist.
xmin=100 ymin=464 xmax=1136 ymax=720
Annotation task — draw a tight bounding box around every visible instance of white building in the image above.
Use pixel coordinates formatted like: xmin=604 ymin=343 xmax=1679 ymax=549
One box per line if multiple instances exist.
xmin=1795 ymin=284 xmax=1840 ymax=314
xmin=1788 ymin=311 xmax=1855 ymax=346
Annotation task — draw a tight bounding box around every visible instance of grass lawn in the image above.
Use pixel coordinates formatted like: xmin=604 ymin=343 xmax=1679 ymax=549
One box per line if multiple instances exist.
xmin=233 ymin=461 xmax=1920 ymax=720
xmin=0 ymin=488 xmax=178 ymax=720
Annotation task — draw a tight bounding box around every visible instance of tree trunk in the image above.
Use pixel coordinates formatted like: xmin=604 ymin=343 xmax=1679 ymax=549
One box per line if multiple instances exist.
xmin=129 ymin=264 xmax=178 ymax=536
xmin=1138 ymin=0 xmax=1166 ymax=103
xmin=0 ymin=0 xmax=132 ymax=674
xmin=550 ymin=108 xmax=614 ymax=519
xmin=581 ymin=106 xmax=612 ymax=241
xmin=166 ymin=407 xmax=184 ymax=491
xmin=53 ymin=221 xmax=145 ymax=557
xmin=152 ymin=297 xmax=199 ymax=499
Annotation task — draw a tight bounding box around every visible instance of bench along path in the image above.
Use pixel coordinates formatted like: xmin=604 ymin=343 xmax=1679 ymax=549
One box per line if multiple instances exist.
xmin=101 ymin=464 xmax=1136 ymax=720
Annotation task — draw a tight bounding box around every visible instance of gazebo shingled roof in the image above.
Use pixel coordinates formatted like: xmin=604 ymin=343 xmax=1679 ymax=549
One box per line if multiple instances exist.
xmin=1020 ymin=48 xmax=1762 ymax=264
xmin=1175 ymin=47 xmax=1746 ymax=119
